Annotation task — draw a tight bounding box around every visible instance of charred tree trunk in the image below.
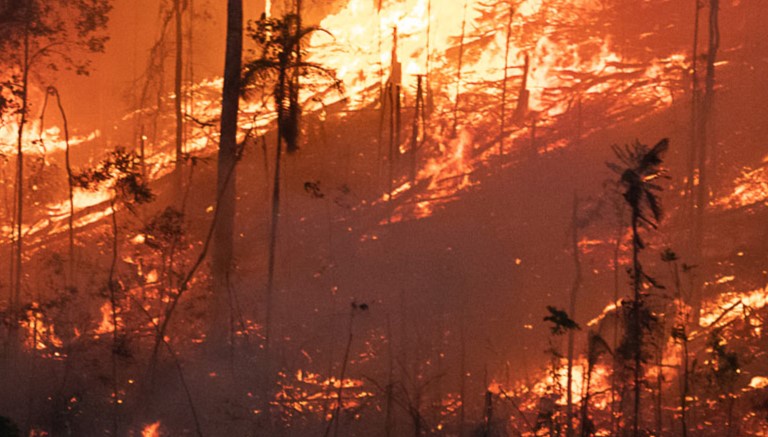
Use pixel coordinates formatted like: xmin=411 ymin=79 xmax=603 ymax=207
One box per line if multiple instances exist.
xmin=610 ymin=200 xmax=624 ymax=436
xmin=385 ymin=314 xmax=394 ymax=437
xmin=686 ymin=0 xmax=701 ymax=215
xmin=211 ymin=0 xmax=243 ymax=349
xmin=9 ymin=18 xmax=31 ymax=355
xmin=499 ymin=3 xmax=514 ymax=161
xmin=580 ymin=342 xmax=594 ymax=437
xmin=692 ymin=0 xmax=719 ymax=317
xmin=482 ymin=390 xmax=494 ymax=437
xmin=324 ymin=309 xmax=355 ymax=437
xmin=631 ymin=213 xmax=642 ymax=437
xmin=49 ymin=88 xmax=76 ymax=290
xmin=452 ymin=0 xmax=469 ymax=137
xmin=108 ymin=196 xmax=120 ymax=437
xmin=174 ymin=0 xmax=185 ymax=192
xmin=567 ymin=194 xmax=582 ymax=437
xmin=410 ymin=75 xmax=425 ymax=183
xmin=265 ymin=69 xmax=285 ymax=355
xmin=514 ymin=54 xmax=530 ymax=124
xmin=459 ymin=314 xmax=467 ymax=437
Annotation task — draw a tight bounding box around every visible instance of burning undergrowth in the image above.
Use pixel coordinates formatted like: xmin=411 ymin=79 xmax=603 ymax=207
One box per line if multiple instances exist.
xmin=1 ymin=0 xmax=767 ymax=435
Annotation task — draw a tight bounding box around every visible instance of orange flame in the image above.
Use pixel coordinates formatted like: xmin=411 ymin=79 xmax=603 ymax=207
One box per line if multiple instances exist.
xmin=141 ymin=421 xmax=162 ymax=437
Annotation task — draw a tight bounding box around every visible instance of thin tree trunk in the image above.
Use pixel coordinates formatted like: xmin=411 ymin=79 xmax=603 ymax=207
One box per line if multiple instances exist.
xmin=567 ymin=194 xmax=582 ymax=437
xmin=265 ymin=54 xmax=289 ymax=355
xmin=385 ymin=314 xmax=394 ymax=437
xmin=265 ymin=111 xmax=283 ymax=355
xmin=656 ymin=331 xmax=664 ymax=436
xmin=580 ymin=358 xmax=593 ymax=437
xmin=482 ymin=390 xmax=494 ymax=437
xmin=610 ymin=202 xmax=624 ymax=436
xmin=692 ymin=0 xmax=719 ymax=317
xmin=499 ymin=2 xmax=514 ymax=160
xmin=324 ymin=310 xmax=354 ymax=437
xmin=174 ymin=0 xmax=185 ymax=192
xmin=48 ymin=88 xmax=76 ymax=290
xmin=686 ymin=0 xmax=701 ymax=217
xmin=11 ymin=19 xmax=31 ymax=354
xmin=212 ymin=0 xmax=243 ymax=348
xmin=108 ymin=196 xmax=120 ymax=437
xmin=452 ymin=0 xmax=469 ymax=137
xmin=632 ymin=213 xmax=642 ymax=437
xmin=459 ymin=315 xmax=466 ymax=437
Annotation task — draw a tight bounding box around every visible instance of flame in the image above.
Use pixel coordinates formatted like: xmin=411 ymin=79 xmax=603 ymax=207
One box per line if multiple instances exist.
xmin=273 ymin=369 xmax=373 ymax=418
xmin=749 ymin=376 xmax=768 ymax=390
xmin=94 ymin=302 xmax=118 ymax=335
xmin=0 ymin=119 xmax=101 ymax=156
xmin=306 ymin=0 xmax=684 ymax=223
xmin=716 ymin=163 xmax=768 ymax=209
xmin=20 ymin=302 xmax=63 ymax=351
xmin=141 ymin=421 xmax=162 ymax=437
xmin=699 ymin=285 xmax=768 ymax=328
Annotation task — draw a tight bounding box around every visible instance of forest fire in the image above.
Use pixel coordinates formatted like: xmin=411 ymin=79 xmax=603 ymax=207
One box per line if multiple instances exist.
xmin=1 ymin=0 xmax=767 ymax=435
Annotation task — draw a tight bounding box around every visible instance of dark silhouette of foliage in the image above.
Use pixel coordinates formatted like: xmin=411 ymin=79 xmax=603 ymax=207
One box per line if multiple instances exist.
xmin=143 ymin=207 xmax=185 ymax=251
xmin=608 ymin=138 xmax=669 ymax=246
xmin=242 ymin=12 xmax=341 ymax=153
xmin=73 ymin=147 xmax=154 ymax=208
xmin=0 ymin=0 xmax=111 ymax=114
xmin=608 ymin=138 xmax=668 ymax=437
xmin=708 ymin=329 xmax=741 ymax=388
xmin=544 ymin=305 xmax=580 ymax=336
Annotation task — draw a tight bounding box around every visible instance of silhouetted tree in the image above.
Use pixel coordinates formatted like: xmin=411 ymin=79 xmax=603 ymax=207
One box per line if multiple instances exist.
xmin=74 ymin=147 xmax=153 ymax=436
xmin=608 ymin=138 xmax=668 ymax=437
xmin=211 ymin=0 xmax=243 ymax=349
xmin=241 ymin=8 xmax=341 ymax=351
xmin=0 ymin=0 xmax=111 ymax=354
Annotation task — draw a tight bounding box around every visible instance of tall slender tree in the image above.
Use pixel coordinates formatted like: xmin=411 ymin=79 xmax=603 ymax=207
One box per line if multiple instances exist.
xmin=0 ymin=0 xmax=111 ymax=353
xmin=609 ymin=138 xmax=669 ymax=437
xmin=173 ymin=0 xmax=185 ymax=191
xmin=242 ymin=7 xmax=340 ymax=352
xmin=211 ymin=0 xmax=243 ymax=348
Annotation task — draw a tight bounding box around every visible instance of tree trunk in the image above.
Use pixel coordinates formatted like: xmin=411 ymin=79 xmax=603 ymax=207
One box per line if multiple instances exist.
xmin=610 ymin=201 xmax=624 ymax=436
xmin=108 ymin=196 xmax=120 ymax=437
xmin=211 ymin=0 xmax=243 ymax=348
xmin=9 ymin=17 xmax=31 ymax=355
xmin=692 ymin=0 xmax=719 ymax=317
xmin=499 ymin=2 xmax=514 ymax=160
xmin=265 ymin=37 xmax=291 ymax=355
xmin=452 ymin=0 xmax=469 ymax=137
xmin=567 ymin=194 xmax=582 ymax=437
xmin=632 ymin=213 xmax=642 ymax=437
xmin=686 ymin=0 xmax=701 ymax=218
xmin=174 ymin=0 xmax=184 ymax=191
